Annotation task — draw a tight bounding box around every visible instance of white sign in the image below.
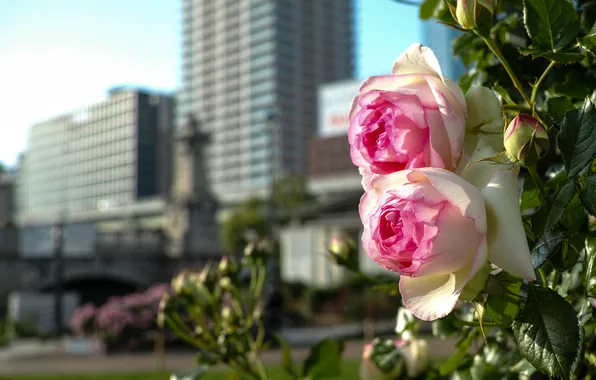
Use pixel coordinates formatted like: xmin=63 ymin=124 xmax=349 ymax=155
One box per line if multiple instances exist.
xmin=318 ymin=80 xmax=361 ymax=137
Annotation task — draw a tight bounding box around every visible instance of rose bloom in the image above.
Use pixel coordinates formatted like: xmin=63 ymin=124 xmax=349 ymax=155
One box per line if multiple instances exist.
xmin=361 ymin=168 xmax=488 ymax=320
xmin=349 ymin=43 xmax=467 ymax=175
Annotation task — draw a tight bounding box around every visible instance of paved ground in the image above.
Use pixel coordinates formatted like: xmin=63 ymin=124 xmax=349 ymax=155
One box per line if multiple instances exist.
xmin=0 ymin=338 xmax=457 ymax=376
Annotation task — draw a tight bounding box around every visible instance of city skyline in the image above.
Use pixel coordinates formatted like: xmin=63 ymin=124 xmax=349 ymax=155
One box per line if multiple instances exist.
xmin=0 ymin=0 xmax=420 ymax=167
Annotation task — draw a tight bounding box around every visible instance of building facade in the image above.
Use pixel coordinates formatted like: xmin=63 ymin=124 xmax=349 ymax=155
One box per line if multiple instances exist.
xmin=308 ymin=80 xmax=362 ymax=201
xmin=17 ymin=88 xmax=174 ymax=223
xmin=421 ymin=20 xmax=466 ymax=81
xmin=178 ymin=0 xmax=354 ymax=205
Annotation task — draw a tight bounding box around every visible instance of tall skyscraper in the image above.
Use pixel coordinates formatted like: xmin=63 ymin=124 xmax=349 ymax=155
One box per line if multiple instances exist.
xmin=422 ymin=20 xmax=466 ymax=81
xmin=179 ymin=0 xmax=354 ymax=205
xmin=18 ymin=88 xmax=174 ymax=223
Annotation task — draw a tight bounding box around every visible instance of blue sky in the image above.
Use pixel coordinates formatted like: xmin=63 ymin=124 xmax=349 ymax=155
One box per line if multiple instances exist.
xmin=0 ymin=0 xmax=420 ymax=166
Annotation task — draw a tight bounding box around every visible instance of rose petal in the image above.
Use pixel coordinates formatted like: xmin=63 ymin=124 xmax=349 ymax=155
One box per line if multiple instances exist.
xmin=399 ymin=266 xmax=468 ymax=321
xmin=416 ymin=168 xmax=487 ymax=233
xmin=465 ymin=86 xmax=503 ymax=134
xmin=392 ymin=43 xmax=443 ymax=79
xmin=481 ymin=170 xmax=536 ymax=281
xmin=414 ymin=204 xmax=484 ymax=277
xmin=359 ymin=75 xmax=426 ymax=99
xmin=458 ymin=136 xmax=507 ymax=189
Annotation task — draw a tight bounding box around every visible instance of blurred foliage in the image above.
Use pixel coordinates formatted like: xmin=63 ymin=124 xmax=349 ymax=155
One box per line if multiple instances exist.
xmin=220 ymin=174 xmax=316 ymax=253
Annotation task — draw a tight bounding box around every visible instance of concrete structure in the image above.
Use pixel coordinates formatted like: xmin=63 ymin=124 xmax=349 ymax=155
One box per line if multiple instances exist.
xmin=17 ymin=87 xmax=174 ymax=224
xmin=178 ymin=0 xmax=354 ymax=204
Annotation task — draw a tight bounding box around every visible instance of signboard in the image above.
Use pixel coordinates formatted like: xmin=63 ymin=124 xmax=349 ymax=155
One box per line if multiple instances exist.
xmin=317 ymin=80 xmax=361 ymax=137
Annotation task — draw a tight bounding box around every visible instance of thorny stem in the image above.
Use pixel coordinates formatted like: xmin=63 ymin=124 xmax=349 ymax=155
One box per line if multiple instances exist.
xmin=528 ymin=166 xmax=547 ymax=200
xmin=503 ymin=104 xmax=532 ymax=113
xmin=455 ymin=317 xmax=498 ymax=328
xmin=531 ymin=61 xmax=556 ymax=106
xmin=478 ymin=32 xmax=532 ymax=107
xmin=538 ymin=268 xmax=549 ymax=288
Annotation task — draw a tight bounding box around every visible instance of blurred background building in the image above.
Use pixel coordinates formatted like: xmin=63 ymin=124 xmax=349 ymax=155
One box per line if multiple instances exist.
xmin=17 ymin=87 xmax=174 ymax=224
xmin=177 ymin=0 xmax=354 ymax=206
xmin=422 ymin=21 xmax=466 ymax=81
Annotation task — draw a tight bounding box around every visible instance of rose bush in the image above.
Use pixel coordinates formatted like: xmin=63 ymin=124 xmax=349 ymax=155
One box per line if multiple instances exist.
xmin=348 ymin=43 xmax=467 ymax=175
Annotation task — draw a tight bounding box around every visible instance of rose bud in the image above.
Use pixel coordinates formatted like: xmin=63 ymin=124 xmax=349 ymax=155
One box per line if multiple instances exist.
xmin=198 ymin=263 xmax=218 ymax=289
xmin=360 ymin=339 xmax=405 ymax=380
xmin=157 ymin=293 xmax=170 ymax=329
xmin=328 ymin=232 xmax=359 ymax=271
xmin=504 ymin=114 xmax=549 ymax=166
xmin=219 ymin=276 xmax=232 ymax=291
xmin=244 ymin=238 xmax=274 ymax=259
xmin=218 ymin=256 xmax=239 ymax=276
xmin=170 ymin=271 xmax=212 ymax=306
xmin=455 ymin=0 xmax=496 ymax=30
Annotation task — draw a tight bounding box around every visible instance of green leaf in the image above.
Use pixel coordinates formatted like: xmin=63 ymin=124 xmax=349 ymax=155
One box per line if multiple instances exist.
xmin=523 ymin=0 xmax=579 ymax=51
xmin=485 ymin=272 xmax=523 ymax=327
xmin=275 ymin=334 xmax=298 ymax=378
xmin=518 ymin=47 xmax=583 ymax=63
xmin=581 ymin=21 xmax=596 ymax=53
xmin=469 ymin=357 xmax=502 ymax=380
xmin=546 ymin=96 xmax=575 ymax=125
xmin=419 ymin=0 xmax=441 ymax=20
xmin=550 ymin=239 xmax=580 ymax=270
xmin=432 ymin=314 xmax=459 ymax=339
xmin=580 ymin=174 xmax=596 ymax=215
xmin=512 ymin=286 xmax=582 ymax=380
xmin=440 ymin=329 xmax=476 ymax=376
xmin=585 ymin=237 xmax=596 ymax=295
xmin=558 ymin=94 xmax=596 ymax=178
xmin=560 ymin=194 xmax=588 ymax=232
xmin=302 ymin=339 xmax=345 ymax=378
xmin=531 ymin=180 xmax=577 ymax=238
xmin=521 ymin=188 xmax=542 ymax=211
xmin=552 ymin=71 xmax=596 ymax=99
xmin=532 ymin=229 xmax=568 ymax=268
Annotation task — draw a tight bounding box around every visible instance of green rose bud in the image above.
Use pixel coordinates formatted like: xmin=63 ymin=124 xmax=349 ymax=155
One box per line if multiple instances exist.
xmin=170 ymin=270 xmax=212 ymax=305
xmin=218 ymin=256 xmax=239 ymax=276
xmin=455 ymin=0 xmax=496 ymax=30
xmin=360 ymin=339 xmax=405 ymax=380
xmin=504 ymin=114 xmax=550 ymax=166
xmin=328 ymin=232 xmax=359 ymax=271
xmin=157 ymin=293 xmax=170 ymax=329
xmin=243 ymin=238 xmax=274 ymax=260
xmin=198 ymin=263 xmax=218 ymax=289
xmin=219 ymin=276 xmax=232 ymax=291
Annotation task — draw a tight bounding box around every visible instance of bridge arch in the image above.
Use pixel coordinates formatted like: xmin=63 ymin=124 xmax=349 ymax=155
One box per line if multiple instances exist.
xmin=38 ymin=271 xmax=150 ymax=307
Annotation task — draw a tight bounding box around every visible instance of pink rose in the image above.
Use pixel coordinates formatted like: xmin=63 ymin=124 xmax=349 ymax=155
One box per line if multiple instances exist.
xmin=349 ymin=43 xmax=467 ymax=175
xmin=360 ymin=168 xmax=488 ymax=320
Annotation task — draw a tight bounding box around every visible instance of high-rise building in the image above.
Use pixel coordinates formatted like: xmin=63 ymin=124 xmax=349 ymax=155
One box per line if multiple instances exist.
xmin=17 ymin=87 xmax=174 ymax=223
xmin=178 ymin=0 xmax=354 ymax=205
xmin=422 ymin=21 xmax=466 ymax=81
